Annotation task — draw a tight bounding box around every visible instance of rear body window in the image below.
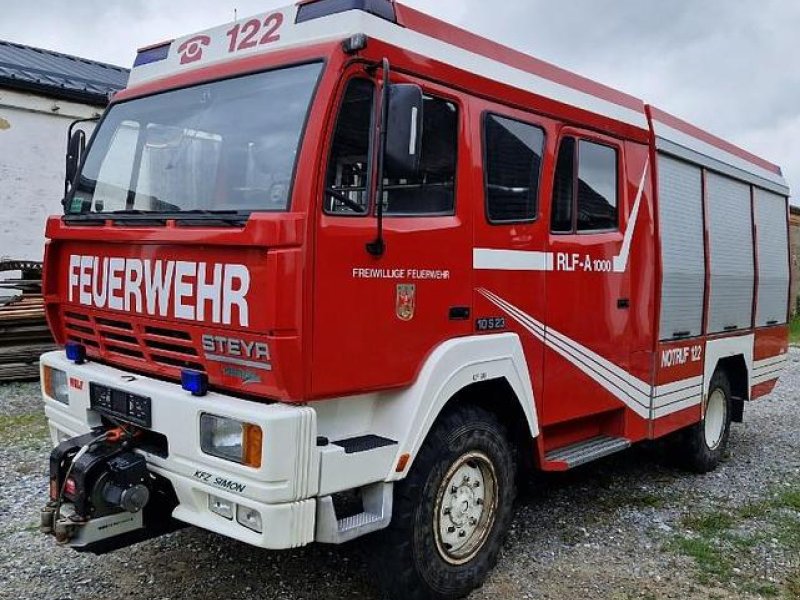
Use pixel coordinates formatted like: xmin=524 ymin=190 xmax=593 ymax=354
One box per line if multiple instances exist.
xmin=551 ymin=138 xmax=575 ymax=233
xmin=577 ymin=140 xmax=618 ymax=231
xmin=551 ymin=136 xmax=619 ymax=233
xmin=483 ymin=114 xmax=545 ymax=223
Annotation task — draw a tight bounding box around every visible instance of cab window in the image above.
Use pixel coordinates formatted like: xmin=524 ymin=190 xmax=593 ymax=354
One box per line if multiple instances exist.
xmin=483 ymin=114 xmax=545 ymax=223
xmin=383 ymin=96 xmax=458 ymax=216
xmin=325 ymin=79 xmax=375 ymax=215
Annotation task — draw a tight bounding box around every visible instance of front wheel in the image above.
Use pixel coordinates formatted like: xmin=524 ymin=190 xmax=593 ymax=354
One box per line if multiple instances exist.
xmin=678 ymin=370 xmax=733 ymax=473
xmin=373 ymin=405 xmax=517 ymax=600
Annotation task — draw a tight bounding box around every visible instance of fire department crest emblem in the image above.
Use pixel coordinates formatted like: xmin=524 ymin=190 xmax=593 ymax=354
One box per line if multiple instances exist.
xmin=396 ymin=284 xmax=416 ymax=321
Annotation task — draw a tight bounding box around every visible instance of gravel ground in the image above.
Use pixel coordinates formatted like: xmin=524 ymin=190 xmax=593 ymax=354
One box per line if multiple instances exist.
xmin=1 ymin=352 xmax=799 ymax=600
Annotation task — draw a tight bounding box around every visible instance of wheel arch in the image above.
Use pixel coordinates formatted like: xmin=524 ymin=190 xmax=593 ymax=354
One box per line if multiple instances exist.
xmin=714 ymin=354 xmax=749 ymax=423
xmin=703 ymin=335 xmax=753 ymax=424
xmin=374 ymin=333 xmax=539 ymax=482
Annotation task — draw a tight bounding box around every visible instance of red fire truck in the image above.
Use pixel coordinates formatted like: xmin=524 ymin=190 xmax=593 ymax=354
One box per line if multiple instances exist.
xmin=39 ymin=1 xmax=791 ymax=598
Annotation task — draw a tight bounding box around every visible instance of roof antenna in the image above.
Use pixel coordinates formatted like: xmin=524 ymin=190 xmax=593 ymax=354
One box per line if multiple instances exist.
xmin=234 ymin=9 xmax=238 ymax=21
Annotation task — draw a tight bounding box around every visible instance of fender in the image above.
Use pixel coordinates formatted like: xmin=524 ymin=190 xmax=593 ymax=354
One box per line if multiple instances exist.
xmin=372 ymin=333 xmax=538 ymax=482
xmin=703 ymin=334 xmax=754 ymax=396
xmin=311 ymin=333 xmax=538 ymax=486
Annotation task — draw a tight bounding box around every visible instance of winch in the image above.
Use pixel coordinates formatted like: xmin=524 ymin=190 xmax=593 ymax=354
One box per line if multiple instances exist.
xmin=40 ymin=426 xmax=181 ymax=553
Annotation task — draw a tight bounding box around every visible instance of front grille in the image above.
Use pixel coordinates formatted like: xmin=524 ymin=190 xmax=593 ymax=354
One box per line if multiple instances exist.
xmin=63 ymin=309 xmax=204 ymax=373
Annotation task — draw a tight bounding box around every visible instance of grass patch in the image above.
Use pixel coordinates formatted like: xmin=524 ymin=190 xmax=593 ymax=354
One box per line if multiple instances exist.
xmin=776 ymin=488 xmax=800 ymax=511
xmin=0 ymin=411 xmax=49 ymax=448
xmin=787 ymin=569 xmax=800 ymax=600
xmin=682 ymin=510 xmax=736 ymax=535
xmin=737 ymin=501 xmax=771 ymax=520
xmin=671 ymin=537 xmax=733 ymax=582
xmin=668 ymin=481 xmax=800 ymax=596
xmin=743 ymin=582 xmax=780 ymax=597
xmin=790 ymin=317 xmax=800 ymax=345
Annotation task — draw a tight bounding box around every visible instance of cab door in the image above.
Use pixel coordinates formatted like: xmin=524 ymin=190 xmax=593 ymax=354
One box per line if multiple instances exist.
xmin=310 ymin=72 xmax=473 ymax=398
xmin=543 ymin=130 xmax=633 ymax=426
xmin=472 ymin=107 xmax=553 ymax=420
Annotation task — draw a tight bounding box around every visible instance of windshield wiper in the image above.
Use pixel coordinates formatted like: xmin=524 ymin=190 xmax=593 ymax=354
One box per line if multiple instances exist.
xmin=110 ymin=209 xmax=164 ymax=215
xmin=325 ymin=188 xmax=368 ymax=214
xmin=178 ymin=210 xmax=242 ymax=216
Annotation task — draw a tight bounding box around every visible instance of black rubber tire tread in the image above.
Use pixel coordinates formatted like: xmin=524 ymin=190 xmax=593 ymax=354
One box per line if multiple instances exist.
xmin=678 ymin=370 xmax=733 ymax=474
xmin=372 ymin=405 xmax=517 ymax=600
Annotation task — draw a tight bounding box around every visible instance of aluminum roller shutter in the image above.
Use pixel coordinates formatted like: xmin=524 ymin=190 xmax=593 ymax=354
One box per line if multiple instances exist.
xmin=754 ymin=188 xmax=789 ymax=326
xmin=706 ymin=172 xmax=754 ymax=333
xmin=657 ymin=155 xmax=705 ymax=340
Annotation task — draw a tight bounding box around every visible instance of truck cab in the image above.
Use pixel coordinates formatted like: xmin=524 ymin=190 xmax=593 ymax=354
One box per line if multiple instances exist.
xmin=38 ymin=2 xmax=790 ymax=599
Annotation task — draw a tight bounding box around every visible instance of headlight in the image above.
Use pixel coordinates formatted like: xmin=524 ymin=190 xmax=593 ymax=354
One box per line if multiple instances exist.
xmin=200 ymin=414 xmax=262 ymax=468
xmin=43 ymin=367 xmax=69 ymax=405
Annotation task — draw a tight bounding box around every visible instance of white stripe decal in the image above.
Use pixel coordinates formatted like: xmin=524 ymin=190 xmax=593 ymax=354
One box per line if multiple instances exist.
xmin=653 ymin=121 xmax=787 ymax=189
xmin=478 ymin=289 xmax=709 ymax=420
xmin=130 ymin=9 xmax=649 ymax=130
xmin=613 ymin=159 xmax=649 ymax=273
xmin=653 ymin=386 xmax=703 ymax=409
xmin=475 ymin=162 xmax=649 ymax=274
xmin=473 ymin=249 xmax=554 ymax=272
xmin=478 ymin=289 xmax=652 ymax=418
xmin=653 ymin=396 xmax=702 ymax=419
xmin=753 ymin=355 xmax=788 ymax=370
xmin=654 ymin=376 xmax=704 ymax=397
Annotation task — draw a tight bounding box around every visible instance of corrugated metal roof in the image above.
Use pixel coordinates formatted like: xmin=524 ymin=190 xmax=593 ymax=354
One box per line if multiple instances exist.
xmin=0 ymin=40 xmax=129 ymax=106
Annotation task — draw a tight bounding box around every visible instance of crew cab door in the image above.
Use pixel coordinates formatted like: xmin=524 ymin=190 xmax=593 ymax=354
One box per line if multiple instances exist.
xmin=472 ymin=107 xmax=553 ymax=419
xmin=543 ymin=130 xmax=635 ymax=425
xmin=310 ymin=72 xmax=473 ymax=398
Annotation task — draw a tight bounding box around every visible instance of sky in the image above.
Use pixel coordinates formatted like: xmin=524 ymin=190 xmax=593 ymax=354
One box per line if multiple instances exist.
xmin=0 ymin=0 xmax=796 ymax=200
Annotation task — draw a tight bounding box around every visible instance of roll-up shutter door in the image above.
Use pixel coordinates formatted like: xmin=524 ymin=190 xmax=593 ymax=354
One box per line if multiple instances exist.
xmin=657 ymin=155 xmax=705 ymax=340
xmin=706 ymin=172 xmax=754 ymax=333
xmin=754 ymin=188 xmax=789 ymax=326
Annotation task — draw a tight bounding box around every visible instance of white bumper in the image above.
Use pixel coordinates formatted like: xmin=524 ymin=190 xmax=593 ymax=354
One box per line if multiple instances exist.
xmin=40 ymin=351 xmax=319 ymax=550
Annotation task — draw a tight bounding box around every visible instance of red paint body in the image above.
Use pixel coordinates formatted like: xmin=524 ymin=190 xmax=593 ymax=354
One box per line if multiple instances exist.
xmin=43 ymin=3 xmax=789 ymax=462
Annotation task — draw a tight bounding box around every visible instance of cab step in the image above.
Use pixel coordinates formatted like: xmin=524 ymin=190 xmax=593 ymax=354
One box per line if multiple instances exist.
xmin=544 ymin=435 xmax=631 ymax=471
xmin=315 ymin=482 xmax=393 ymax=544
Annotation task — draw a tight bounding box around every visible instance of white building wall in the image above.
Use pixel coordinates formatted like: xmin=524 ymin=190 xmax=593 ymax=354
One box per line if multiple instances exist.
xmin=0 ymin=88 xmax=101 ymax=261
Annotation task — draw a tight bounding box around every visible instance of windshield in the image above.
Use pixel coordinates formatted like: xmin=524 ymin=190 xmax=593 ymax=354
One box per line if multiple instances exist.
xmin=68 ymin=62 xmax=322 ymax=215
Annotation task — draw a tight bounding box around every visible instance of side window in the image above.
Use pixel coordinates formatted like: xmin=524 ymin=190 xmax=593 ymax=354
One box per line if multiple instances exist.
xmin=383 ymin=95 xmax=458 ymax=215
xmin=551 ymin=137 xmax=575 ymax=233
xmin=550 ymin=136 xmax=619 ymax=233
xmin=577 ymin=140 xmax=618 ymax=231
xmin=325 ymin=79 xmax=375 ymax=214
xmin=484 ymin=114 xmax=545 ymax=223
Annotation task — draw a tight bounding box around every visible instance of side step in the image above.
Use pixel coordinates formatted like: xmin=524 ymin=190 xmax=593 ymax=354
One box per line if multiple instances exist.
xmin=315 ymin=482 xmax=393 ymax=544
xmin=544 ymin=435 xmax=631 ymax=470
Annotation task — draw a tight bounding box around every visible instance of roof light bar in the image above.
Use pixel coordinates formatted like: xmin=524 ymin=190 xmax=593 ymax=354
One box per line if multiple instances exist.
xmin=296 ymin=0 xmax=397 ymax=24
xmin=133 ymin=42 xmax=172 ymax=67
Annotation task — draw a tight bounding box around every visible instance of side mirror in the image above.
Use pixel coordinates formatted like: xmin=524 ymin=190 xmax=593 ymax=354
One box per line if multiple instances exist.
xmin=65 ymin=129 xmax=86 ymax=193
xmin=384 ymin=84 xmax=424 ymax=178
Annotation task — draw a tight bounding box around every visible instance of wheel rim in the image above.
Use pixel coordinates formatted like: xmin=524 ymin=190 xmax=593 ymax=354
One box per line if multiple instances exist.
xmin=433 ymin=451 xmax=499 ymax=566
xmin=704 ymin=388 xmax=727 ymax=450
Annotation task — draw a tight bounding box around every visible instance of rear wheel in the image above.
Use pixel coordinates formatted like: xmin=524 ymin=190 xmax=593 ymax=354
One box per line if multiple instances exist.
xmin=373 ymin=405 xmax=517 ymax=600
xmin=678 ymin=370 xmax=732 ymax=473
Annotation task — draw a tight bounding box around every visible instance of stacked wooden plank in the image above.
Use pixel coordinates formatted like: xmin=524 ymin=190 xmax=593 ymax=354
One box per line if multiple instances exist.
xmin=0 ymin=262 xmax=57 ymax=382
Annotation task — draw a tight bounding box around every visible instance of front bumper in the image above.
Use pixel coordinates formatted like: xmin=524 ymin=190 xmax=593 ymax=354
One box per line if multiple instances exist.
xmin=40 ymin=351 xmax=318 ymax=550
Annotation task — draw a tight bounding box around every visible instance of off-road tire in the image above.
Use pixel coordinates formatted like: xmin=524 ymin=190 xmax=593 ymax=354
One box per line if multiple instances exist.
xmin=678 ymin=370 xmax=733 ymax=473
xmin=373 ymin=405 xmax=517 ymax=600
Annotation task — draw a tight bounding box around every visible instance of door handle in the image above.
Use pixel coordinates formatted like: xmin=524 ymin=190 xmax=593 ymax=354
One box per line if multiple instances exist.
xmin=617 ymin=298 xmax=630 ymax=309
xmin=449 ymin=306 xmax=471 ymax=321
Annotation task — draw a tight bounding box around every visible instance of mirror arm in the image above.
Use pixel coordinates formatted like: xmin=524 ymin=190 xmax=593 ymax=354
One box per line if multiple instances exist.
xmin=366 ymin=57 xmax=391 ymax=258
xmin=64 ymin=116 xmax=99 ymax=203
